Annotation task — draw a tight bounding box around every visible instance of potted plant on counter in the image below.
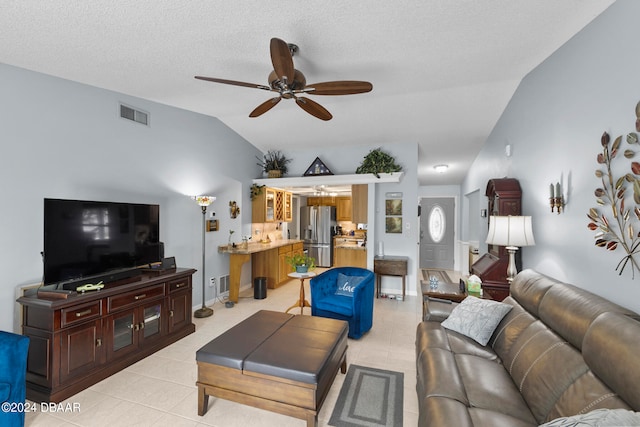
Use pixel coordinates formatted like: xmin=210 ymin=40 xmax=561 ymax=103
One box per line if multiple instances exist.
xmin=286 ymin=253 xmax=316 ymax=273
xmin=257 ymin=150 xmax=292 ymax=178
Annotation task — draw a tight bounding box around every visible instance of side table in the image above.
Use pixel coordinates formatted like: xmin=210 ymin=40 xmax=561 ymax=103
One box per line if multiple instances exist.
xmin=286 ymin=271 xmax=317 ymax=315
xmin=373 ymin=256 xmax=408 ymax=300
xmin=421 ymin=279 xmax=466 ymax=320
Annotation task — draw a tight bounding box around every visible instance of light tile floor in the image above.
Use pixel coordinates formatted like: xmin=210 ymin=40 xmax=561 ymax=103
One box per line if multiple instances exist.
xmin=25 ymin=271 xmax=425 ymax=426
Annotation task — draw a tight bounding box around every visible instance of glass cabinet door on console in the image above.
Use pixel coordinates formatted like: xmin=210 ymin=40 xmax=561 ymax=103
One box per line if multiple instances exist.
xmin=106 ymin=299 xmax=165 ymax=360
xmin=111 ymin=311 xmax=135 ymax=356
xmin=142 ymin=303 xmax=163 ymax=342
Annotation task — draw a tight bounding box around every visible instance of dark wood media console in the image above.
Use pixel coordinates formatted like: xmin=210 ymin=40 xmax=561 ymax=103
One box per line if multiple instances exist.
xmin=17 ymin=268 xmax=196 ymax=403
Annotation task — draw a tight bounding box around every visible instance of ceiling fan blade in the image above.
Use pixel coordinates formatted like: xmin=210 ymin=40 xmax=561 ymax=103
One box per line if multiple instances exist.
xmin=302 ymin=81 xmax=373 ymax=96
xmin=194 ymin=76 xmax=271 ymax=91
xmin=295 ymin=97 xmax=332 ymax=121
xmin=270 ymin=38 xmax=295 ymax=84
xmin=249 ymin=97 xmax=282 ymax=118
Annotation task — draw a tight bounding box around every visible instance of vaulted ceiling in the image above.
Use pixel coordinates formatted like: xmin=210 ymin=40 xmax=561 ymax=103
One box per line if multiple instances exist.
xmin=0 ymin=1 xmax=615 ymax=184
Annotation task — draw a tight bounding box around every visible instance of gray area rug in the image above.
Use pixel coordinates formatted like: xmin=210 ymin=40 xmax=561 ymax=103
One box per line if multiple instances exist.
xmin=329 ymin=364 xmax=403 ymax=427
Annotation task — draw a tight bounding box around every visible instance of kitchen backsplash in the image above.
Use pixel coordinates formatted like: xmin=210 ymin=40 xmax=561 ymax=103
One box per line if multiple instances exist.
xmin=250 ymin=222 xmax=284 ymax=242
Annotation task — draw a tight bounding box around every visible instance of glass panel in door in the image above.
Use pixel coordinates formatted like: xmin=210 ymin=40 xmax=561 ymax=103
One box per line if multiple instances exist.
xmin=113 ymin=313 xmax=134 ymax=352
xmin=143 ymin=303 xmax=162 ymax=339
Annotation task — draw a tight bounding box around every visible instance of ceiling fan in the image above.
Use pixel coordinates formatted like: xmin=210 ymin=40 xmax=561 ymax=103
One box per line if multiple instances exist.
xmin=195 ymin=38 xmax=372 ymax=121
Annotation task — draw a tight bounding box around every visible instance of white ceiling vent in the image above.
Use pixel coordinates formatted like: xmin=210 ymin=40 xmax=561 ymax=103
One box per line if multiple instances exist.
xmin=119 ymin=104 xmax=149 ymax=126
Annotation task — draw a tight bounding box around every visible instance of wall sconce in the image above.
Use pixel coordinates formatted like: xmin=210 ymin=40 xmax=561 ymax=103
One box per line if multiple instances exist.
xmin=549 ymin=182 xmax=564 ymax=214
xmin=229 ymin=201 xmax=240 ymax=218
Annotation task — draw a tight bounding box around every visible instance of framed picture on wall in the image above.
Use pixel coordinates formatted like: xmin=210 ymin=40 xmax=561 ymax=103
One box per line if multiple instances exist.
xmin=385 ymin=217 xmax=402 ymax=233
xmin=385 ymin=199 xmax=402 ymax=216
xmin=385 ymin=198 xmax=403 ymax=233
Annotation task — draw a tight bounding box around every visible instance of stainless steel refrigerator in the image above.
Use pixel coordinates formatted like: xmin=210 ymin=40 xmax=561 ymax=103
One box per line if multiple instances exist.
xmin=300 ymin=206 xmax=336 ymax=267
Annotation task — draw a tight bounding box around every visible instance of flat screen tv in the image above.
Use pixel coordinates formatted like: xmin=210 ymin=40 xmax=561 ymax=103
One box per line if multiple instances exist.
xmin=44 ymin=198 xmax=161 ymax=287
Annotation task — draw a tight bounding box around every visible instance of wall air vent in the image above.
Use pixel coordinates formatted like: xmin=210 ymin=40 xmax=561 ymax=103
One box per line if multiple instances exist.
xmin=219 ymin=275 xmax=230 ymax=297
xmin=119 ymin=104 xmax=149 ymax=126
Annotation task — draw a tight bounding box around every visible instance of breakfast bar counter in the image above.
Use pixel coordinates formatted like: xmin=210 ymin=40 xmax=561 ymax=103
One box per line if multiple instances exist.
xmin=218 ymin=239 xmax=303 ymax=303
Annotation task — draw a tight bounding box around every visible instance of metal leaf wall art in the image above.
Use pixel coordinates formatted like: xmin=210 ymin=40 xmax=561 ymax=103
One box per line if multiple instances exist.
xmin=587 ymin=101 xmax=640 ymax=277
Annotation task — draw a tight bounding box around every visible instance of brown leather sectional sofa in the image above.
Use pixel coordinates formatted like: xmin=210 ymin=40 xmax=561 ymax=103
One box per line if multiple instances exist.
xmin=416 ymin=269 xmax=640 ymax=426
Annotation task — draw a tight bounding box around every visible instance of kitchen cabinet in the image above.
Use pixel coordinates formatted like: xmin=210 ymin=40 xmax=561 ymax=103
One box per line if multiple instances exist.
xmin=252 ymin=187 xmax=276 ymax=223
xmin=278 ymin=244 xmax=293 ymax=284
xmin=334 ymin=247 xmax=366 ymax=268
xmin=334 ymin=236 xmax=366 ymax=268
xmin=336 ymin=197 xmax=352 ymax=221
xmin=252 ymin=188 xmax=292 ymax=222
xmin=351 ymin=184 xmax=368 ymax=223
xmin=278 ymin=242 xmax=303 ymax=284
xmin=306 ymin=196 xmax=336 ymax=206
xmin=283 ymin=191 xmax=293 ymax=222
xmin=252 ymin=241 xmax=304 ymax=288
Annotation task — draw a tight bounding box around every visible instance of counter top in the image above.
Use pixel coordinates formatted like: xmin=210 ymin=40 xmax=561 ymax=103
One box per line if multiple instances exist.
xmin=336 ymin=244 xmax=366 ymax=251
xmin=218 ymin=239 xmax=303 ymax=255
xmin=334 ymin=236 xmax=366 ymax=250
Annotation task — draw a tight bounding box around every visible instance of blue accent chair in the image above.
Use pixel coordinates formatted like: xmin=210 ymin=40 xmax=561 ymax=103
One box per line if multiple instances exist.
xmin=0 ymin=331 xmax=29 ymax=427
xmin=310 ymin=267 xmax=374 ymax=339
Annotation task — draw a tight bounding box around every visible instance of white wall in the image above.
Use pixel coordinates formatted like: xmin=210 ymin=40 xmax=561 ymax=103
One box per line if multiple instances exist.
xmin=461 ymin=0 xmax=640 ymax=312
xmin=1 ymin=64 xmax=262 ymax=332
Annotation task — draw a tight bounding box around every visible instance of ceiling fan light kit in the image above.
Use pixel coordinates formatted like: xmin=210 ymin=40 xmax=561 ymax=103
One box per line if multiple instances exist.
xmin=195 ymin=38 xmax=372 ymax=121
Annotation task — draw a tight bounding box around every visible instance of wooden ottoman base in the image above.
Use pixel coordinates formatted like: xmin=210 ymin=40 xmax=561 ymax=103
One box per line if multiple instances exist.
xmin=196 ymin=310 xmax=348 ymax=427
xmin=197 ymin=352 xmax=346 ymax=426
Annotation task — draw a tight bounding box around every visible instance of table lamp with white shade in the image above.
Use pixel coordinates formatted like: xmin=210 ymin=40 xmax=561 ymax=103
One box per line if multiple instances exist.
xmin=485 ymin=216 xmax=535 ymax=283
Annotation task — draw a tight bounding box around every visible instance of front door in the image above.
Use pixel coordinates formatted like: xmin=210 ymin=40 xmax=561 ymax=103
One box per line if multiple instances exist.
xmin=419 ymin=197 xmax=455 ymax=269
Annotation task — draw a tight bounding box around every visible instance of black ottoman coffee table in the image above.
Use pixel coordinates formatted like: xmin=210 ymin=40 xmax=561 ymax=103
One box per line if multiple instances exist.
xmin=196 ymin=310 xmax=348 ymax=426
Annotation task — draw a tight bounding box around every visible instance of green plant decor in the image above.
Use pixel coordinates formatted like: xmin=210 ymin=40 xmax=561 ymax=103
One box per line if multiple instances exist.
xmin=587 ymin=100 xmax=640 ymax=277
xmin=355 ymin=148 xmax=403 ymax=178
xmin=285 ymin=253 xmax=316 ymax=272
xmin=256 ymin=150 xmax=292 ymax=176
xmin=250 ymin=184 xmax=264 ymax=200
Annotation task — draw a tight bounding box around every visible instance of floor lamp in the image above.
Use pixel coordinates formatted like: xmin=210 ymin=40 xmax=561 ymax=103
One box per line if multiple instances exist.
xmin=485 ymin=216 xmax=535 ymax=283
xmin=193 ymin=195 xmax=216 ymax=318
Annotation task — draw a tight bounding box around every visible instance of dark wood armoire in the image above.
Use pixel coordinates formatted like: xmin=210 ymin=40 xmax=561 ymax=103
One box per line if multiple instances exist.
xmin=470 ymin=178 xmax=522 ymax=301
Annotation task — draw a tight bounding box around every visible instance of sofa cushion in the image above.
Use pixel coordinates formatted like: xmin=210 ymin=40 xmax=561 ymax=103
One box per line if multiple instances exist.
xmin=489 ymin=297 xmax=537 ymax=359
xmin=509 ymin=269 xmax=555 ymax=318
xmin=537 ymin=281 xmax=639 ymax=351
xmin=582 ymin=312 xmax=640 ymax=411
xmin=539 ymin=408 xmax=640 ymax=426
xmin=502 ymin=320 xmax=589 ymax=423
xmin=334 ymin=273 xmax=365 ymax=297
xmin=441 ymin=297 xmax=512 ymax=346
xmin=243 ymin=315 xmax=348 ymax=384
xmin=196 ymin=310 xmax=293 ymax=369
xmin=314 ymin=294 xmax=353 ymax=317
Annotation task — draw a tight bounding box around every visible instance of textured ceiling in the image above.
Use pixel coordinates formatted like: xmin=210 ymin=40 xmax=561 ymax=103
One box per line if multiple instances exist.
xmin=0 ymin=0 xmax=614 ymax=185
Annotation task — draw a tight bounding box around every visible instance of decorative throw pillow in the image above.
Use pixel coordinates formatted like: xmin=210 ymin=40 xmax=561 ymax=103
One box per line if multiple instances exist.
xmin=335 ymin=273 xmax=365 ymax=297
xmin=539 ymin=408 xmax=640 ymax=426
xmin=441 ymin=296 xmax=512 ymax=346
